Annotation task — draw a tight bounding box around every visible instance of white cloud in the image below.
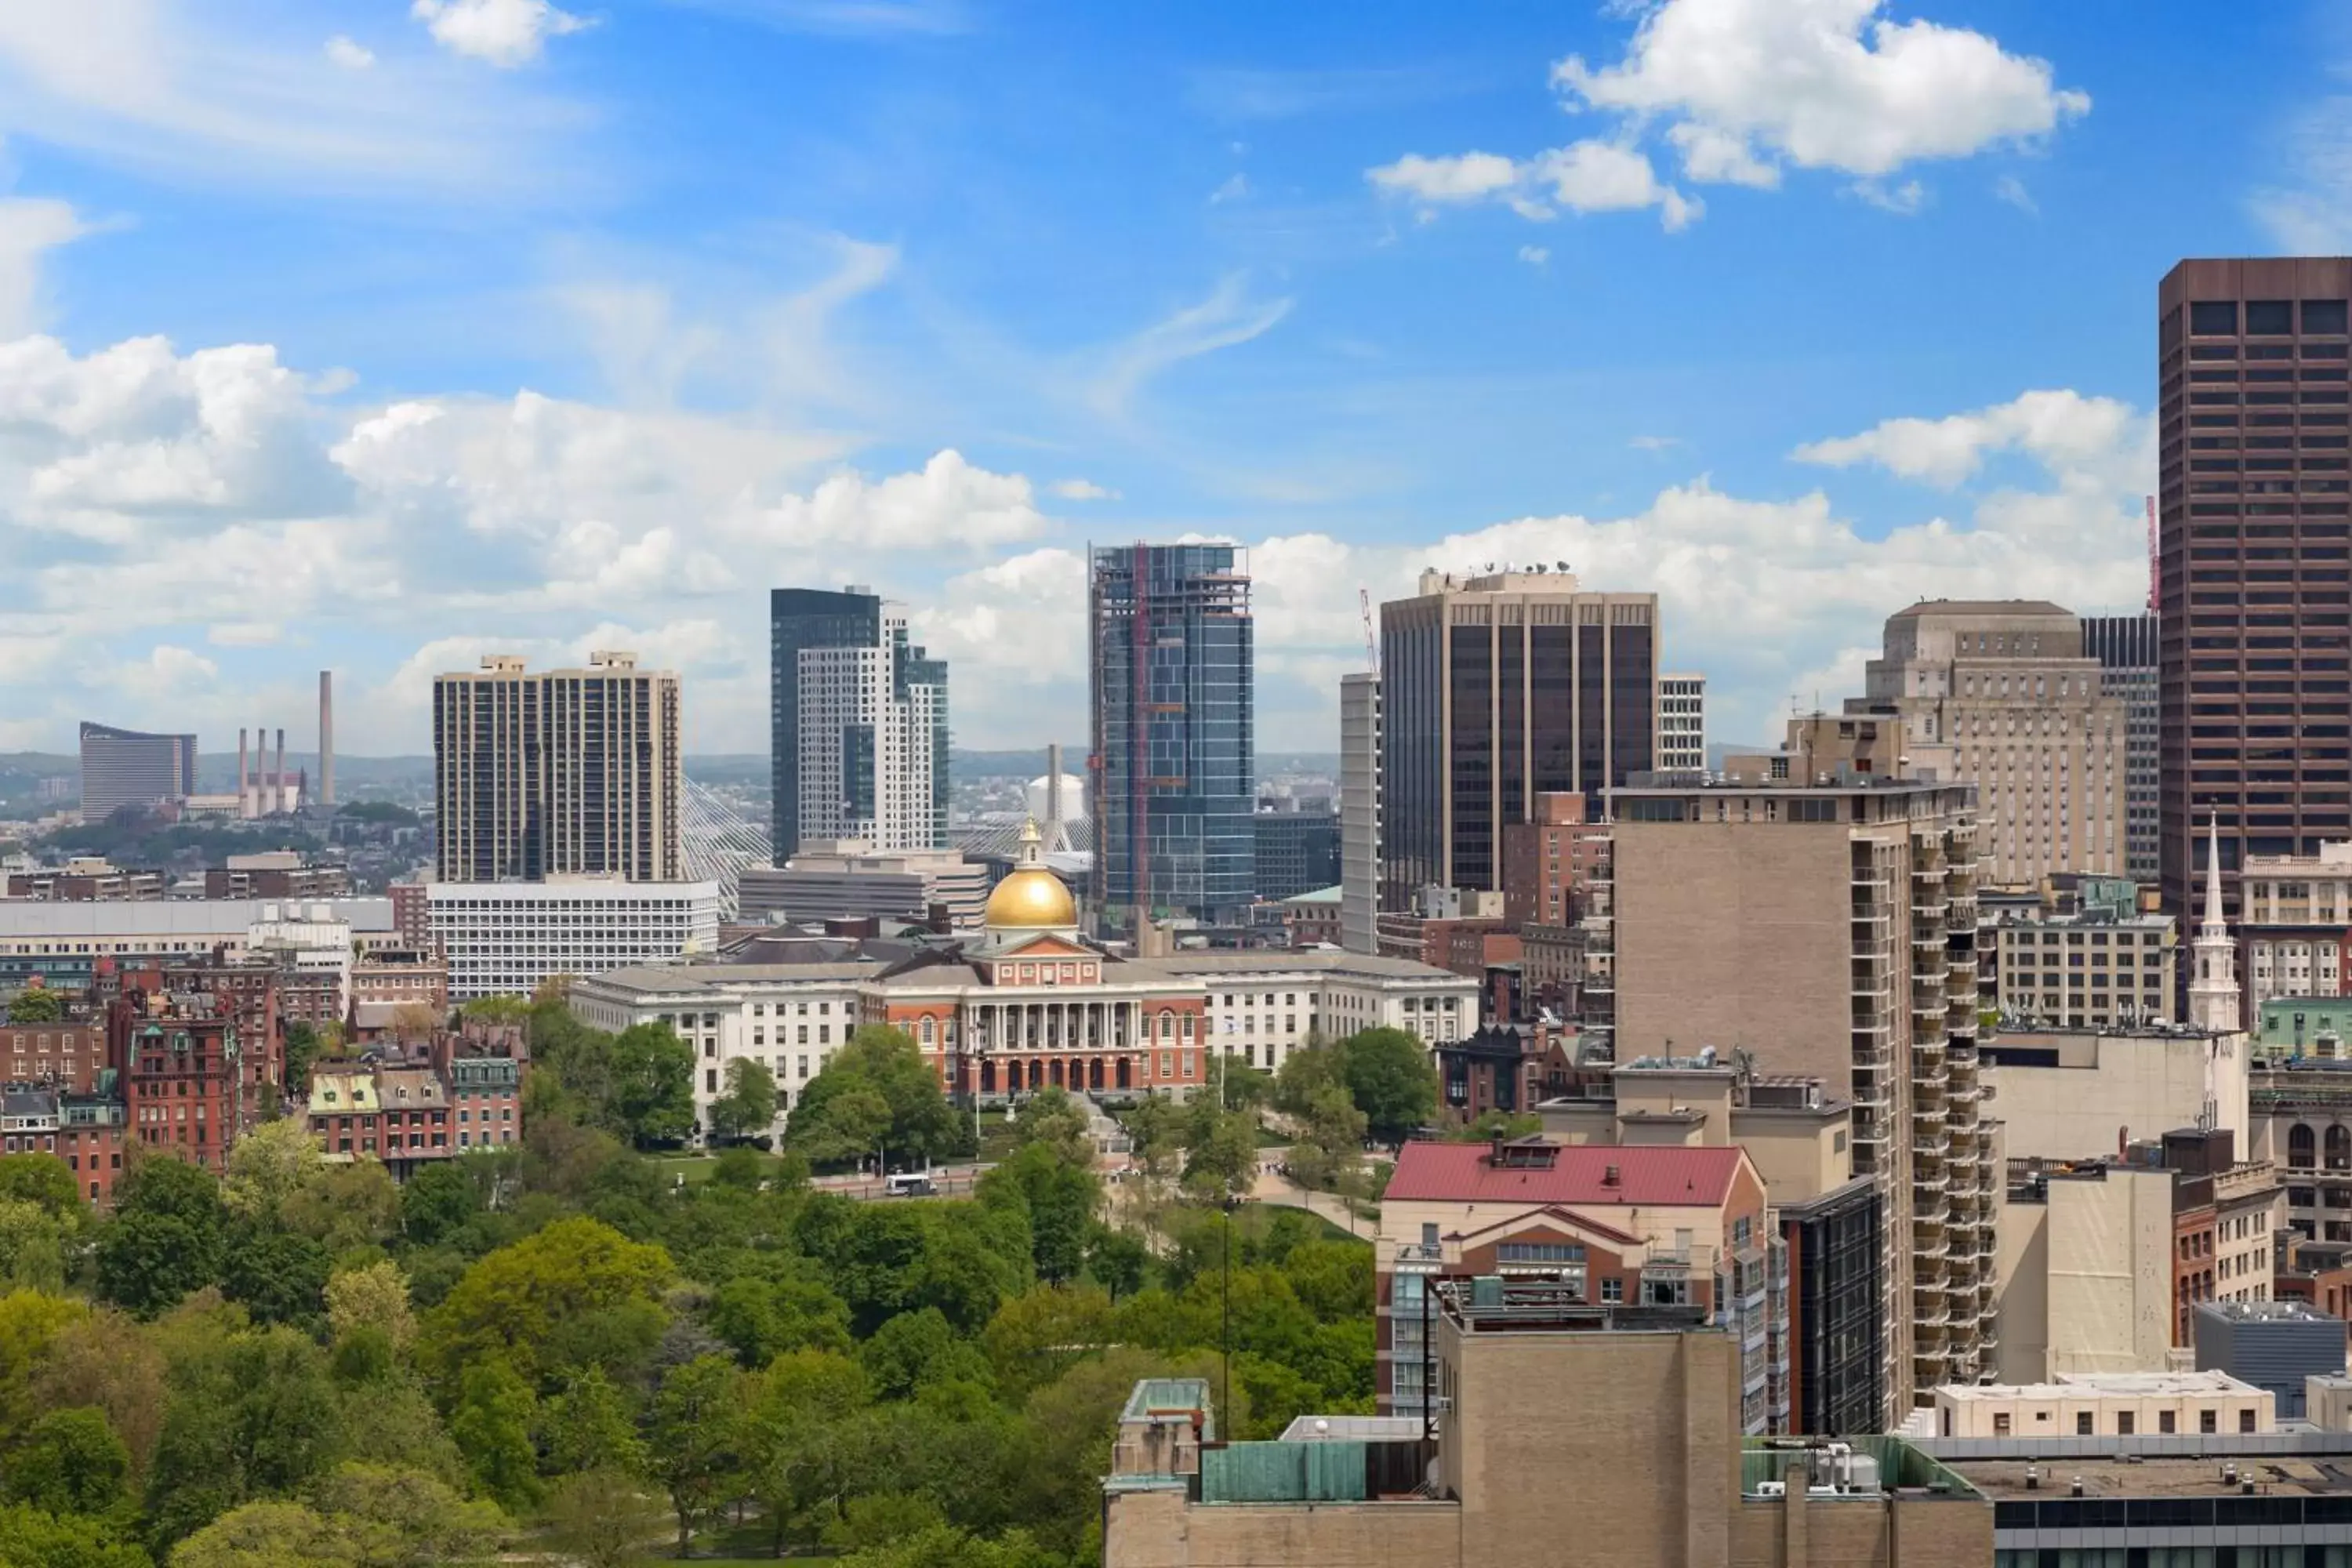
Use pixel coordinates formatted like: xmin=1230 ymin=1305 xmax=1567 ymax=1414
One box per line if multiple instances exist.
xmin=1051 ymin=478 xmax=1118 ymax=501
xmin=1792 ymin=388 xmax=2149 ymax=492
xmin=1517 ymin=245 xmax=1549 ymax=267
xmin=1368 ymin=141 xmax=1697 ymax=229
xmin=324 ymin=35 xmax=376 ymax=70
xmin=1993 ymin=174 xmax=2037 ymax=214
xmin=1372 ymin=0 xmax=2084 ymax=230
xmin=1208 ymin=172 xmax=1250 ymax=205
xmin=1086 ymin=274 xmax=1290 ymax=419
xmin=2253 ymin=88 xmax=2352 ymax=251
xmin=207 ymin=621 xmax=283 ymax=647
xmin=411 ymin=0 xmax=589 ymax=67
xmin=1629 ymin=434 xmax=1681 ymax=452
xmin=0 ymin=199 xmax=89 ymax=337
xmin=1556 ymin=0 xmax=2089 ymax=180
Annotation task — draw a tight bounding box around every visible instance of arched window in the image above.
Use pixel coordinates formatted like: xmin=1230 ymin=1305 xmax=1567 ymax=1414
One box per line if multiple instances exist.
xmin=2330 ymin=1126 xmax=2352 ymax=1171
xmin=2292 ymin=1123 xmax=2318 ymax=1169
xmin=919 ymin=1017 xmax=935 ymax=1046
xmin=1159 ymin=1011 xmax=1174 ymax=1040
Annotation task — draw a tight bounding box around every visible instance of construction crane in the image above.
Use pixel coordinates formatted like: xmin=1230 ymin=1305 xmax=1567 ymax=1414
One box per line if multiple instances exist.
xmin=1359 ymin=587 xmax=1379 ymax=676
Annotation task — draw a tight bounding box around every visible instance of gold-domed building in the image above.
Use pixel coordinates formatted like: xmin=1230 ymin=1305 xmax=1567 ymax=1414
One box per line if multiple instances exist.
xmin=983 ymin=820 xmax=1080 ymax=934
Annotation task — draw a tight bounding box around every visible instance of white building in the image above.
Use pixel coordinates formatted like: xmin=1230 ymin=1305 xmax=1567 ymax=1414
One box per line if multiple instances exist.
xmin=1340 ymin=673 xmax=1380 ymax=956
xmin=0 ymin=896 xmax=394 ymax=991
xmin=2241 ymin=841 xmax=2352 ymax=1007
xmin=1659 ymin=673 xmax=1706 ymax=772
xmin=1921 ymin=1371 xmax=2274 ymax=1441
xmin=1159 ymin=950 xmax=1475 ymax=1072
xmin=738 ymin=843 xmax=989 ymax=931
xmin=429 ymin=879 xmax=721 ymax=1001
xmin=796 ymin=604 xmax=947 ymax=852
xmin=246 ymin=902 xmax=358 ymax=1018
xmin=1988 ymin=1024 xmax=2250 ymax=1160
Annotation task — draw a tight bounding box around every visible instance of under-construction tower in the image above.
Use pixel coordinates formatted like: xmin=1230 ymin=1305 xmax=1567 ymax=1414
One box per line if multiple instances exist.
xmin=1087 ymin=543 xmax=1255 ymax=934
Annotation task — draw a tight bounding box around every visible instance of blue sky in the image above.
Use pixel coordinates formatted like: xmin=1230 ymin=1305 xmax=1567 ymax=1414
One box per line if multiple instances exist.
xmin=0 ymin=0 xmax=2343 ymax=756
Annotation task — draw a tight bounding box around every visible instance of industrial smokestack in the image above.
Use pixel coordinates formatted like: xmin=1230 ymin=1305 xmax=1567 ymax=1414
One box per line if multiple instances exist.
xmin=274 ymin=728 xmax=285 ymax=813
xmin=238 ymin=728 xmax=249 ymax=815
xmin=319 ymin=671 xmax=334 ymax=808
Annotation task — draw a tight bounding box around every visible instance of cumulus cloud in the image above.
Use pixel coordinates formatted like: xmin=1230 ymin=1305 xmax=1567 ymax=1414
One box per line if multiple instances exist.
xmin=1370 ymin=0 xmax=2085 ymax=230
xmin=0 ymin=199 xmax=90 ymax=337
xmin=324 ymin=35 xmax=376 ymax=69
xmin=412 ymin=0 xmax=589 ymax=66
xmin=1792 ymin=388 xmax=2149 ymax=491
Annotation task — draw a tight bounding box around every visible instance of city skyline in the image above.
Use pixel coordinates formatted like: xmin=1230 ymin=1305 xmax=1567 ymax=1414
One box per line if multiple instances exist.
xmin=0 ymin=2 xmax=2302 ymax=757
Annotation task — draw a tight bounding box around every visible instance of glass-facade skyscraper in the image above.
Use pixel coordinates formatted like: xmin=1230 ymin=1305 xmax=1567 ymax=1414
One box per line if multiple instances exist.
xmin=1088 ymin=543 xmax=1254 ymax=931
xmin=769 ymin=586 xmax=948 ymax=862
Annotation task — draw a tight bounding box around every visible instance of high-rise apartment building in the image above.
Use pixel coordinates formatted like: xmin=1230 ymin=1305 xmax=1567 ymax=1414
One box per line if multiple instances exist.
xmin=769 ymin=588 xmax=949 ymax=862
xmin=2083 ymin=613 xmax=2162 ymax=882
xmin=1088 ymin=543 xmax=1254 ymax=931
xmin=432 ymin=652 xmax=682 ymax=884
xmin=1659 ymin=672 xmax=1706 ymax=772
xmin=1340 ymin=673 xmax=1380 ymax=956
xmin=1379 ymin=569 xmax=1657 ymax=906
xmin=1609 ymin=778 xmax=1994 ymax=1419
xmin=77 ymin=722 xmax=197 ymax=822
xmin=2158 ymin=260 xmax=2352 ymax=919
xmin=1820 ymin=600 xmax=2124 ymax=886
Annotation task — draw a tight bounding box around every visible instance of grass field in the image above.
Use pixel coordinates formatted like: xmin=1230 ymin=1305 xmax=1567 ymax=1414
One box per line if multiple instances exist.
xmin=1234 ymin=1200 xmax=1365 ymax=1248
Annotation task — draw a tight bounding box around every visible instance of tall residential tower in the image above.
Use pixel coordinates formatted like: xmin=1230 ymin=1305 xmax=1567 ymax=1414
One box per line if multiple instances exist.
xmin=77 ymin=722 xmax=197 ymax=821
xmin=779 ymin=593 xmax=948 ymax=856
xmin=432 ymin=652 xmax=683 ymax=884
xmin=1088 ymin=543 xmax=1254 ymax=931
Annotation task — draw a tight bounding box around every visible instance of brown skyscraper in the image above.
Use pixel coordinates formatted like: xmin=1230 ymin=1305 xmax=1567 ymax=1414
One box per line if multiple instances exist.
xmin=2159 ymin=260 xmax=2352 ymax=919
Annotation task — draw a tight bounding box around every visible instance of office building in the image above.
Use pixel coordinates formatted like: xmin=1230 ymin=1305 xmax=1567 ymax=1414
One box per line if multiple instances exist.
xmin=0 ymin=897 xmax=396 ymax=993
xmin=1827 ymin=600 xmax=2126 ymax=885
xmin=427 ymin=879 xmax=721 ymax=1001
xmin=1252 ymin=808 xmax=1339 ymax=902
xmin=1987 ymin=1022 xmax=2248 ymax=1160
xmin=1610 ymin=777 xmax=1995 ymax=1414
xmin=2238 ymin=840 xmax=2352 ymax=1006
xmin=1088 ymin=543 xmax=1254 ymax=931
xmin=788 ymin=599 xmax=948 ymax=856
xmin=1659 ymin=672 xmax=1706 ymax=772
xmin=2083 ymin=613 xmax=2161 ymax=882
xmin=1340 ymin=673 xmax=1381 ymax=956
xmin=2194 ymin=1301 xmax=2346 ymax=1418
xmin=433 ymin=652 xmax=683 ymax=884
xmin=737 ymin=844 xmax=988 ymax=931
xmin=1380 ymin=568 xmax=1657 ymax=904
xmin=2158 ymin=260 xmax=2352 ymax=918
xmin=203 ymin=852 xmax=350 ymax=901
xmin=1102 ymin=1304 xmax=1992 ymax=1568
xmin=77 ymin=721 xmax=196 ymax=822
xmin=1989 ymin=909 xmax=2179 ymax=1028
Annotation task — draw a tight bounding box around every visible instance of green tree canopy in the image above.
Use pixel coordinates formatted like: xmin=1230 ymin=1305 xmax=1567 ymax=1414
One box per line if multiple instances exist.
xmin=418 ymin=1217 xmax=672 ymax=1391
xmin=5 ymin=988 xmax=62 ymax=1023
xmin=5 ymin=1406 xmax=130 ymax=1517
xmin=1335 ymin=1027 xmax=1438 ymax=1143
xmin=789 ymin=1028 xmax=961 ymax=1171
xmin=708 ymin=1057 xmax=779 ymax=1145
xmin=608 ymin=1024 xmax=695 ymax=1147
xmin=96 ymin=1158 xmax=227 ymax=1318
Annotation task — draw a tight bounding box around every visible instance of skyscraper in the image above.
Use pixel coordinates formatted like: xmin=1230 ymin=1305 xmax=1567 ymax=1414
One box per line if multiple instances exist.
xmin=789 ymin=598 xmax=948 ymax=855
xmin=1377 ymin=568 xmax=1658 ymax=906
xmin=773 ymin=590 xmax=888 ymax=861
xmin=1088 ymin=543 xmax=1254 ymax=931
xmin=1340 ymin=673 xmax=1381 ymax=956
xmin=2082 ymin=612 xmax=2161 ymax=883
xmin=77 ymin=722 xmax=197 ymax=822
xmin=433 ymin=652 xmax=682 ymax=884
xmin=2158 ymin=260 xmax=2352 ymax=918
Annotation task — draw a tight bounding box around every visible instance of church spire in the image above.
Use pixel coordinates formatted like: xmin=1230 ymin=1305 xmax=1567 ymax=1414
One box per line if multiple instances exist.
xmin=2188 ymin=812 xmax=2242 ymax=1035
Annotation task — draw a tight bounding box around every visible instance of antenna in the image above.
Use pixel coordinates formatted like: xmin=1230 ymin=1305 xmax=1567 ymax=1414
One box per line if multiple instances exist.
xmin=1359 ymin=587 xmax=1379 ymax=676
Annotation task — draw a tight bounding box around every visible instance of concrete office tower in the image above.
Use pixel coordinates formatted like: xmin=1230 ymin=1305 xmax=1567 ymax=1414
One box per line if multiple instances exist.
xmin=1340 ymin=673 xmax=1381 ymax=956
xmin=1610 ymin=776 xmax=1994 ymax=1420
xmin=2082 ymin=615 xmax=2160 ymax=882
xmin=1659 ymin=672 xmax=1707 ymax=772
xmin=433 ymin=652 xmax=683 ymax=884
xmin=78 ymin=721 xmax=198 ymax=821
xmin=318 ymin=670 xmax=335 ymax=808
xmin=1378 ymin=568 xmax=1658 ymax=906
xmin=2158 ymin=260 xmax=2352 ymax=919
xmin=1832 ymin=600 xmax=2125 ymax=886
xmin=770 ymin=588 xmax=948 ymax=862
xmin=1088 ymin=543 xmax=1254 ymax=931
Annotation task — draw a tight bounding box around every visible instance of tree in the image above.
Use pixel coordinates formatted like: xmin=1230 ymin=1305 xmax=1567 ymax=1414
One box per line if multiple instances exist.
xmin=145 ymin=1324 xmax=347 ymax=1548
xmin=281 ymin=1021 xmax=324 ymax=1097
xmin=30 ymin=1309 xmax=168 ymax=1483
xmin=1083 ymin=1226 xmax=1148 ymax=1301
xmin=0 ymin=1197 xmax=70 ymax=1292
xmin=325 ymin=1261 xmax=416 ymax=1353
xmin=540 ymin=1365 xmax=644 ymax=1477
xmin=1336 ymin=1027 xmax=1437 ymax=1144
xmin=1179 ymin=1109 xmax=1259 ymax=1205
xmin=980 ymin=1283 xmax=1113 ymax=1397
xmin=707 ymin=1057 xmax=778 ymax=1145
xmin=5 ymin=1406 xmax=129 ymax=1517
xmin=223 ymin=1118 xmax=323 ymax=1220
xmin=5 ymin=987 xmax=61 ymax=1023
xmin=395 ymin=1161 xmax=479 ymax=1248
xmin=608 ymin=1023 xmax=695 ymax=1146
xmin=857 ymin=1306 xmax=990 ymax=1399
xmin=459 ymin=995 xmax=531 ymax=1027
xmin=0 ymin=1152 xmax=79 ymax=1214
xmin=0 ymin=1502 xmax=147 ymax=1568
xmin=789 ymin=1028 xmax=960 ymax=1171
xmin=448 ymin=1358 xmax=539 ymax=1514
xmin=703 ymin=1272 xmax=852 ymax=1367
xmin=544 ymin=1469 xmax=669 ymax=1568
xmin=978 ymin=1142 xmax=1098 ymax=1284
xmin=1007 ymin=1087 xmax=1094 ymax=1169
xmin=735 ymin=1349 xmax=870 ymax=1556
xmin=95 ymin=1156 xmax=227 ymax=1316
xmin=648 ymin=1353 xmax=742 ymax=1558
xmin=169 ymin=1465 xmax=504 ymax=1568
xmin=281 ymin=1160 xmax=399 ymax=1254
xmin=1203 ymin=1052 xmax=1273 ymax=1114
xmin=417 ymin=1217 xmax=672 ymax=1390
xmin=797 ymin=1088 xmax=890 ymax=1170
xmin=220 ymin=1221 xmax=330 ymax=1327
xmin=388 ymin=1000 xmax=442 ymax=1041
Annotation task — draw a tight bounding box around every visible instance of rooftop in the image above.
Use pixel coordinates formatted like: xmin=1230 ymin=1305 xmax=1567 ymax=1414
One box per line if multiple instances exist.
xmin=1949 ymin=1454 xmax=2352 ymax=1501
xmin=1937 ymin=1372 xmax=2263 ymax=1403
xmin=1385 ymin=1139 xmax=1746 ymax=1209
xmin=0 ymin=897 xmax=395 ymax=938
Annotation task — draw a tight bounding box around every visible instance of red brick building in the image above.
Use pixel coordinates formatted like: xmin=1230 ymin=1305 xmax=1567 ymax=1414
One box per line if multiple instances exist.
xmin=109 ymin=986 xmax=244 ymax=1174
xmin=1501 ymin=792 xmax=1612 ymax=930
xmin=0 ymin=1086 xmax=129 ymax=1204
xmin=0 ymin=1019 xmax=110 ymax=1093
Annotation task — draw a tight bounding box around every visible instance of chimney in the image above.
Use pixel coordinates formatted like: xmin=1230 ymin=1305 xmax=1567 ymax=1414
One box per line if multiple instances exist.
xmin=275 ymin=728 xmax=285 ymax=812
xmin=318 ymin=670 xmax=334 ymax=807
xmin=1603 ymin=1163 xmax=1621 ymax=1187
xmin=1488 ymin=1129 xmax=1506 ymax=1167
xmin=238 ymin=728 xmax=249 ymax=815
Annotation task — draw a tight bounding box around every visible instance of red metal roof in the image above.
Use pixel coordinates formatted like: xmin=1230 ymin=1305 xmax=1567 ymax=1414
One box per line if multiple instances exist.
xmin=1383 ymin=1141 xmax=1748 ymax=1208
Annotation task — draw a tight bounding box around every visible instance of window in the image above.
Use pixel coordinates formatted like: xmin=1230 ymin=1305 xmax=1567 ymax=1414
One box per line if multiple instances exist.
xmin=2076 ymin=1412 xmax=2094 ymax=1435
xmin=2241 ymin=1408 xmax=2258 ymax=1432
xmin=2200 ymin=1410 xmax=2218 ymax=1434
xmin=2192 ymin=301 xmax=2240 ymax=336
xmin=1498 ymin=1242 xmax=1585 ymax=1264
xmin=1993 ymin=1414 xmax=2012 ymax=1436
xmin=1600 ymin=1279 xmax=1623 ymax=1303
xmin=2249 ymin=299 xmax=2295 ymax=336
xmin=2160 ymin=1410 xmax=2176 ymax=1433
xmin=2309 ymin=299 xmax=2350 ymax=336
xmin=2118 ymin=1412 xmax=2134 ymax=1436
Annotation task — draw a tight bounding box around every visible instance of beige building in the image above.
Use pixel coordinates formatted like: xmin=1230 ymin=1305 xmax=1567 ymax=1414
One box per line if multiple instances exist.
xmin=1790 ymin=601 xmax=2126 ymax=887
xmin=1537 ymin=1054 xmax=1853 ymax=1205
xmin=1610 ymin=778 xmax=1998 ymax=1413
xmin=1991 ymin=911 xmax=2178 ymax=1029
xmin=1925 ymin=1370 xmax=2274 ymax=1441
xmin=1995 ymin=1162 xmax=2177 ymax=1385
xmin=1985 ymin=1025 xmax=2249 ymax=1161
xmin=2239 ymin=841 xmax=2352 ymax=1007
xmin=1101 ymin=1289 xmax=1993 ymax=1568
xmin=432 ymin=652 xmax=683 ymax=884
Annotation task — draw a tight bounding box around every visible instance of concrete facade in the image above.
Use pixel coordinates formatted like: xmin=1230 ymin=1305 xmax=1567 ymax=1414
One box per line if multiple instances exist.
xmin=1995 ymin=1164 xmax=2177 ymax=1385
xmin=1984 ymin=1025 xmax=2249 ymax=1160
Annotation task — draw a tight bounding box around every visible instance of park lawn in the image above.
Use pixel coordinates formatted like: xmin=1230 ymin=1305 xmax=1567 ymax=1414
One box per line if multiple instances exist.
xmin=1234 ymin=1200 xmax=1365 ymax=1249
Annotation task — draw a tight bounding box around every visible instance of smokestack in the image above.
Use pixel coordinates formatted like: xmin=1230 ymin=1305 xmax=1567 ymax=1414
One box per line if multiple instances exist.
xmin=275 ymin=728 xmax=285 ymax=813
xmin=1047 ymin=742 xmax=1063 ymax=823
xmin=238 ymin=728 xmax=249 ymax=816
xmin=319 ymin=671 xmax=334 ymax=808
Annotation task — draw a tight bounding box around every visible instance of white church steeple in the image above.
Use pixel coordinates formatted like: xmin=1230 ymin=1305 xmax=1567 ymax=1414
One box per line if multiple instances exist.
xmin=2188 ymin=812 xmax=2242 ymax=1035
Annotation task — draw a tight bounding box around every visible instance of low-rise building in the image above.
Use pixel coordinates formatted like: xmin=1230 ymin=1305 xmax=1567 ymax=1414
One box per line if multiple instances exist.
xmin=2194 ymin=1300 xmax=2347 ymax=1419
xmin=0 ymin=1084 xmax=129 ymax=1204
xmin=304 ymin=1031 xmax=524 ymax=1168
xmin=1926 ymin=1370 xmax=2275 ymax=1441
xmin=1985 ymin=1022 xmax=2250 ymax=1160
xmin=4 ymin=859 xmax=167 ymax=902
xmin=738 ymin=844 xmax=989 ymax=932
xmin=0 ymin=1018 xmax=111 ymax=1093
xmin=203 ymin=853 xmax=351 ymax=902
xmin=1989 ymin=909 xmax=2177 ymax=1029
xmin=0 ymin=895 xmax=396 ymax=993
xmin=428 ymin=878 xmax=723 ymax=1001
xmin=1276 ymin=885 xmax=1341 ymax=949
xmin=2240 ymin=842 xmax=2352 ymax=1009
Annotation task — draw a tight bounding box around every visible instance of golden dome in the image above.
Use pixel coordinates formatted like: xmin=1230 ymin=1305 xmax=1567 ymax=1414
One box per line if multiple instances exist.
xmin=985 ymin=819 xmax=1079 ymax=930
